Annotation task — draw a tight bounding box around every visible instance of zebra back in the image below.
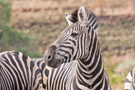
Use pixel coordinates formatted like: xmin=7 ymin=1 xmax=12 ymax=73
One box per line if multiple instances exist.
xmin=0 ymin=51 xmax=43 ymax=90
xmin=33 ymin=58 xmax=50 ymax=90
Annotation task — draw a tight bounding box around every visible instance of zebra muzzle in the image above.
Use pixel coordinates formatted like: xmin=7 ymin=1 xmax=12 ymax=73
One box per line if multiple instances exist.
xmin=44 ymin=45 xmax=61 ymax=68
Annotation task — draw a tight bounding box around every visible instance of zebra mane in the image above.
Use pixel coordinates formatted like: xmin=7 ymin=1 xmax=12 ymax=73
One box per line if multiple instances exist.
xmin=69 ymin=8 xmax=99 ymax=33
xmin=70 ymin=9 xmax=78 ymax=23
xmin=86 ymin=10 xmax=99 ymax=32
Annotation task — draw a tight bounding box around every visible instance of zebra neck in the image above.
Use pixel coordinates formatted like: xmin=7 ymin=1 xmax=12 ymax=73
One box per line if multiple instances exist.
xmin=77 ymin=51 xmax=104 ymax=76
xmin=75 ymin=40 xmax=104 ymax=87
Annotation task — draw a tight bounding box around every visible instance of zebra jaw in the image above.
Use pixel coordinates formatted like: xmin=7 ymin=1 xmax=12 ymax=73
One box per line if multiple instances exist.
xmin=44 ymin=57 xmax=62 ymax=68
xmin=44 ymin=52 xmax=63 ymax=68
xmin=48 ymin=59 xmax=61 ymax=68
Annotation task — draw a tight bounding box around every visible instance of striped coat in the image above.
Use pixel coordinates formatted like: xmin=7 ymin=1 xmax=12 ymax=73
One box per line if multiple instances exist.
xmin=0 ymin=51 xmax=43 ymax=90
xmin=44 ymin=6 xmax=112 ymax=90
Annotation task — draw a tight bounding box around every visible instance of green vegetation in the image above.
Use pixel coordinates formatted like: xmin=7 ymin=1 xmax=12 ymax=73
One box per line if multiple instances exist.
xmin=0 ymin=26 xmax=41 ymax=57
xmin=0 ymin=0 xmax=11 ymax=26
xmin=0 ymin=0 xmax=42 ymax=58
xmin=104 ymin=60 xmax=127 ymax=89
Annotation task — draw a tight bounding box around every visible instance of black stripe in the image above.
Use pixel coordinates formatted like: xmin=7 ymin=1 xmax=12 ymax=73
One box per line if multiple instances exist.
xmin=90 ymin=15 xmax=96 ymax=23
xmin=95 ymin=77 xmax=104 ymax=90
xmin=52 ymin=67 xmax=61 ymax=89
xmin=59 ymin=49 xmax=71 ymax=59
xmin=69 ymin=39 xmax=76 ymax=46
xmin=64 ymin=42 xmax=71 ymax=44
xmin=104 ymin=78 xmax=108 ymax=90
xmin=92 ymin=69 xmax=104 ymax=87
xmin=58 ymin=64 xmax=67 ymax=90
xmin=49 ymin=69 xmax=54 ymax=87
xmin=88 ymin=12 xmax=93 ymax=20
xmin=57 ymin=53 xmax=68 ymax=62
xmin=33 ymin=68 xmax=42 ymax=88
xmin=91 ymin=18 xmax=96 ymax=27
xmin=94 ymin=24 xmax=98 ymax=30
xmin=60 ymin=45 xmax=74 ymax=55
xmin=2 ymin=54 xmax=18 ymax=90
xmin=14 ymin=52 xmax=27 ymax=86
xmin=80 ymin=34 xmax=83 ymax=58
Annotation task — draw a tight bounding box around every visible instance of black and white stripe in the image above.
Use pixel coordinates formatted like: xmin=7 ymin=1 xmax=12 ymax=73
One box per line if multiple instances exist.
xmin=0 ymin=30 xmax=44 ymax=90
xmin=44 ymin=6 xmax=112 ymax=90
xmin=0 ymin=51 xmax=43 ymax=90
xmin=125 ymin=67 xmax=135 ymax=90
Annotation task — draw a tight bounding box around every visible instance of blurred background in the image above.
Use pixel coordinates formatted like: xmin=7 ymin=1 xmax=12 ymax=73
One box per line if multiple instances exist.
xmin=0 ymin=0 xmax=135 ymax=89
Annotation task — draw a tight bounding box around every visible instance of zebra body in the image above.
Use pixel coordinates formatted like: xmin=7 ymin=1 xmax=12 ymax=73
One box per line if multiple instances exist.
xmin=44 ymin=6 xmax=112 ymax=90
xmin=0 ymin=52 xmax=84 ymax=90
xmin=0 ymin=51 xmax=43 ymax=90
xmin=34 ymin=58 xmax=111 ymax=90
xmin=33 ymin=58 xmax=78 ymax=90
xmin=125 ymin=67 xmax=135 ymax=90
xmin=0 ymin=51 xmax=111 ymax=90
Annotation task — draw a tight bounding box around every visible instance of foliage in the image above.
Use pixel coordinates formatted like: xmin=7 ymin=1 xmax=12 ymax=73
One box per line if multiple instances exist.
xmin=0 ymin=26 xmax=29 ymax=49
xmin=0 ymin=0 xmax=11 ymax=26
xmin=0 ymin=26 xmax=42 ymax=58
xmin=104 ymin=59 xmax=127 ymax=90
xmin=0 ymin=0 xmax=42 ymax=58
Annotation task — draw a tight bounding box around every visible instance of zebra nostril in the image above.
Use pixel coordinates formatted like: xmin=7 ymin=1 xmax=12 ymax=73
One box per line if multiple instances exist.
xmin=48 ymin=55 xmax=52 ymax=60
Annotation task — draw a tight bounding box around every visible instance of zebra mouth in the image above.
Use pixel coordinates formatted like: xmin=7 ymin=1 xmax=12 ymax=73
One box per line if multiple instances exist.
xmin=48 ymin=59 xmax=62 ymax=68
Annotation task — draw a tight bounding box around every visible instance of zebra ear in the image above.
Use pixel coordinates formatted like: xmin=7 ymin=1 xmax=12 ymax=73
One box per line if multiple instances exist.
xmin=78 ymin=6 xmax=88 ymax=27
xmin=0 ymin=30 xmax=2 ymax=40
xmin=65 ymin=12 xmax=78 ymax=26
xmin=65 ymin=13 xmax=74 ymax=26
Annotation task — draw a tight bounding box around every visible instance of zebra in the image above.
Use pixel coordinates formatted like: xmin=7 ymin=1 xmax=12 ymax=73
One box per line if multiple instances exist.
xmin=44 ymin=6 xmax=112 ymax=90
xmin=0 ymin=30 xmax=43 ymax=90
xmin=0 ymin=29 xmax=46 ymax=90
xmin=125 ymin=67 xmax=135 ymax=90
xmin=0 ymin=51 xmax=44 ymax=90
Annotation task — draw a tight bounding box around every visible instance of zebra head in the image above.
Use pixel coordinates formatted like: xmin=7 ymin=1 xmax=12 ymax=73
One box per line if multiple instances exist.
xmin=44 ymin=6 xmax=98 ymax=68
xmin=0 ymin=30 xmax=2 ymax=40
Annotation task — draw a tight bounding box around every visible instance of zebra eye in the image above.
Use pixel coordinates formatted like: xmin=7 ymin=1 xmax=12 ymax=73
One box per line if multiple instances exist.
xmin=70 ymin=33 xmax=78 ymax=37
